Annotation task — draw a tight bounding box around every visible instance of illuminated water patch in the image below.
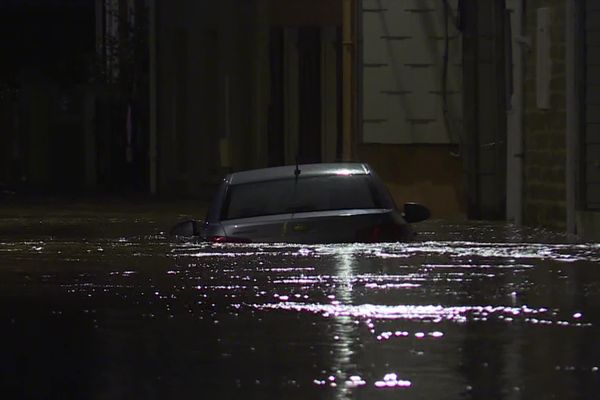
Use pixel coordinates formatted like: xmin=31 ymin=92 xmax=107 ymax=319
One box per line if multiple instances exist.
xmin=250 ymin=302 xmax=592 ymax=327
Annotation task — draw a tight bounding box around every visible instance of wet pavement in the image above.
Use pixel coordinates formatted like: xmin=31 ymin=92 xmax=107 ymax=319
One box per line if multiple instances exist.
xmin=1 ymin=200 xmax=600 ymax=399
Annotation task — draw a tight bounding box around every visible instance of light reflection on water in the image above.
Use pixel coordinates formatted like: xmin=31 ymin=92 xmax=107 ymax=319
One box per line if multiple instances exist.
xmin=1 ymin=219 xmax=600 ymax=398
xmin=251 ymin=302 xmax=590 ymax=327
xmin=170 ymin=240 xmax=600 ymax=263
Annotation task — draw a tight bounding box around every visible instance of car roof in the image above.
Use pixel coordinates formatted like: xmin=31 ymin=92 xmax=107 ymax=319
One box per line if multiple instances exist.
xmin=227 ymin=162 xmax=372 ymax=185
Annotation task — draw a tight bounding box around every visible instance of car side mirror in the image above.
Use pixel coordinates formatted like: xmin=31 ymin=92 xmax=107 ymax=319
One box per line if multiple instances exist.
xmin=169 ymin=219 xmax=201 ymax=237
xmin=403 ymin=202 xmax=430 ymax=223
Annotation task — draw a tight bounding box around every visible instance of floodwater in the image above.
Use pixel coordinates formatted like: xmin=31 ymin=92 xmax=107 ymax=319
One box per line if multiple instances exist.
xmin=1 ymin=203 xmax=600 ymax=399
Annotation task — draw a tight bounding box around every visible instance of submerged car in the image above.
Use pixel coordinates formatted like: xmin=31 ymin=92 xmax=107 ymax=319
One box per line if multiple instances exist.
xmin=171 ymin=162 xmax=430 ymax=244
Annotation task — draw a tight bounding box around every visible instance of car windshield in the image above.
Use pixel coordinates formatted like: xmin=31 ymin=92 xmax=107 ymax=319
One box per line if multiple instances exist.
xmin=222 ymin=174 xmax=383 ymax=220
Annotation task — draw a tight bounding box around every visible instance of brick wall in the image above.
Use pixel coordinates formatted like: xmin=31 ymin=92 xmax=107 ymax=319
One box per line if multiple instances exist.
xmin=523 ymin=0 xmax=567 ymax=230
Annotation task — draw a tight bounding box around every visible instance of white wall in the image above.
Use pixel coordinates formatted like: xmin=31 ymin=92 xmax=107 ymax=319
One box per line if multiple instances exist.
xmin=360 ymin=0 xmax=462 ymax=144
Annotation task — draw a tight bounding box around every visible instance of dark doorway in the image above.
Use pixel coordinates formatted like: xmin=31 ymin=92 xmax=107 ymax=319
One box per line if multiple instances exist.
xmin=268 ymin=28 xmax=285 ymax=167
xmin=297 ymin=27 xmax=322 ymax=164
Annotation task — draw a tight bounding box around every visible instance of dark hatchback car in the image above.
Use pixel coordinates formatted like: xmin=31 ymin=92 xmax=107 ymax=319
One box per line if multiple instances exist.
xmin=172 ymin=163 xmax=430 ymax=244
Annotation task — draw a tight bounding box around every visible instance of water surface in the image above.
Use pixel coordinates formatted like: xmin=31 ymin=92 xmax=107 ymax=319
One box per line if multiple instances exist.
xmin=1 ymin=206 xmax=599 ymax=399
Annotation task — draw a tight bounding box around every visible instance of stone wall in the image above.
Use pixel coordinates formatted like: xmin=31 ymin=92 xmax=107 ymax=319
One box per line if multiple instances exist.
xmin=523 ymin=0 xmax=567 ymax=230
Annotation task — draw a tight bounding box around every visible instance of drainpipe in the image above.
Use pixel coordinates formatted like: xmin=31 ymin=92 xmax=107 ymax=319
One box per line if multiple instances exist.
xmin=149 ymin=0 xmax=157 ymax=194
xmin=565 ymin=1 xmax=580 ymax=235
xmin=506 ymin=0 xmax=524 ymax=224
xmin=342 ymin=0 xmax=354 ymax=161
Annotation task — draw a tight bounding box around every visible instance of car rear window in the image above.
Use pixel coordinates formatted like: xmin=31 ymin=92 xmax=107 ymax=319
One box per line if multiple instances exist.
xmin=222 ymin=175 xmax=384 ymax=220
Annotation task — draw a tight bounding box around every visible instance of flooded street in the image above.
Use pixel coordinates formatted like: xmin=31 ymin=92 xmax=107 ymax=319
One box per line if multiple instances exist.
xmin=1 ymin=203 xmax=600 ymax=399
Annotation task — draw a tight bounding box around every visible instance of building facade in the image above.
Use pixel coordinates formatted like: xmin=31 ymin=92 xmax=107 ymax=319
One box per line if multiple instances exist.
xmin=3 ymin=0 xmax=599 ymax=239
xmin=151 ymin=0 xmax=465 ymax=216
xmin=516 ymin=0 xmax=600 ymax=238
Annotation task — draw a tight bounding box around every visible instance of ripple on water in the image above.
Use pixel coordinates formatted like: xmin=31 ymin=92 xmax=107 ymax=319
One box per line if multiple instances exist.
xmin=168 ymin=241 xmax=600 ymax=264
xmin=249 ymin=302 xmax=592 ymax=327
